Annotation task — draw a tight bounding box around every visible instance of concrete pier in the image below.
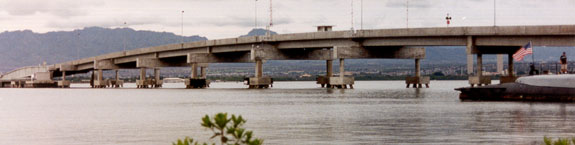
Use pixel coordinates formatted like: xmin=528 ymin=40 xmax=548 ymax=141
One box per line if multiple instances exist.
xmin=328 ymin=59 xmax=354 ymax=89
xmin=500 ymin=53 xmax=518 ymax=84
xmin=136 ymin=68 xmax=149 ymax=88
xmin=317 ymin=60 xmax=333 ymax=88
xmin=93 ymin=69 xmax=107 ymax=88
xmin=57 ymin=71 xmax=70 ymax=88
xmin=467 ymin=36 xmax=491 ymax=87
xmin=406 ymin=59 xmax=430 ymax=88
xmin=152 ymin=68 xmax=162 ymax=88
xmin=469 ymin=53 xmax=491 ymax=87
xmin=185 ymin=63 xmax=210 ymax=88
xmin=135 ymin=68 xmax=162 ymax=88
xmin=108 ymin=69 xmax=124 ymax=88
xmin=247 ymin=59 xmax=273 ymax=89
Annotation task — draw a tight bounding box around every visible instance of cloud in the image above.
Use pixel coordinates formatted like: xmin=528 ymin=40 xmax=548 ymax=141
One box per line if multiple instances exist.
xmin=46 ymin=15 xmax=164 ymax=29
xmin=0 ymin=0 xmax=103 ymax=18
xmin=177 ymin=16 xmax=292 ymax=28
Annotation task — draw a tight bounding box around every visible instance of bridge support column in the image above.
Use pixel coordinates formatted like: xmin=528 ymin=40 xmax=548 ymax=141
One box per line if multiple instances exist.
xmin=57 ymin=71 xmax=71 ymax=88
xmin=316 ymin=60 xmax=333 ymax=88
xmin=327 ymin=59 xmax=354 ymax=89
xmin=109 ymin=69 xmax=124 ymax=88
xmin=94 ymin=69 xmax=107 ymax=88
xmin=152 ymin=68 xmax=162 ymax=88
xmin=137 ymin=68 xmax=149 ymax=88
xmin=406 ymin=59 xmax=430 ymax=88
xmin=469 ymin=54 xmax=491 ymax=87
xmin=200 ymin=66 xmax=207 ymax=78
xmin=246 ymin=59 xmax=272 ymax=89
xmin=90 ymin=70 xmax=94 ymax=88
xmin=500 ymin=53 xmax=518 ymax=84
xmin=186 ymin=63 xmax=209 ymax=89
xmin=467 ymin=54 xmax=474 ymax=75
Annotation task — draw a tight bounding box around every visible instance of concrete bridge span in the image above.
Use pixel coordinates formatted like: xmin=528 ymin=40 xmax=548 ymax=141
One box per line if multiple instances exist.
xmin=2 ymin=25 xmax=575 ymax=88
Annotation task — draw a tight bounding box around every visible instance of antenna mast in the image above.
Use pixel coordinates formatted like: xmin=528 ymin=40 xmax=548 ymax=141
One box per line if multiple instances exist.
xmin=255 ymin=0 xmax=258 ymax=28
xmin=406 ymin=0 xmax=409 ymax=28
xmin=267 ymin=0 xmax=272 ymax=37
xmin=351 ymin=0 xmax=354 ymax=31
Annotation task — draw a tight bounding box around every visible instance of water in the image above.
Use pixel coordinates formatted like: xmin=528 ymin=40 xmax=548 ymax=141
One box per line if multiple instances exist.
xmin=0 ymin=81 xmax=574 ymax=145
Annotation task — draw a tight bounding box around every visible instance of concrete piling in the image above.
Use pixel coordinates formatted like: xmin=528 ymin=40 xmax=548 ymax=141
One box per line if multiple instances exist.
xmin=247 ymin=59 xmax=272 ymax=89
xmin=406 ymin=59 xmax=430 ymax=88
xmin=185 ymin=63 xmax=209 ymax=89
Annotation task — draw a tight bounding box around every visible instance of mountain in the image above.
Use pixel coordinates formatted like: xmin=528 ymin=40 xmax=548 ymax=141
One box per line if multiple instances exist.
xmin=240 ymin=28 xmax=278 ymax=37
xmin=0 ymin=27 xmax=207 ymax=72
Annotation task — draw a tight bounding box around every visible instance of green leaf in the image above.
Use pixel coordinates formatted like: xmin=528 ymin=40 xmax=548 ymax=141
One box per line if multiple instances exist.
xmin=201 ymin=115 xmax=213 ymax=128
xmin=214 ymin=113 xmax=230 ymax=130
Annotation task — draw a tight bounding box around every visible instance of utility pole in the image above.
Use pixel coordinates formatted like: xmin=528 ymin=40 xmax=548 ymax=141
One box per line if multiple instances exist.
xmin=266 ymin=0 xmax=272 ymax=37
xmin=123 ymin=22 xmax=127 ymax=52
xmin=77 ymin=32 xmax=80 ymax=60
xmin=351 ymin=0 xmax=354 ymax=31
xmin=255 ymin=0 xmax=258 ymax=28
xmin=494 ymin=0 xmax=496 ymax=26
xmin=406 ymin=0 xmax=409 ymax=28
xmin=361 ymin=0 xmax=363 ymax=30
xmin=181 ymin=10 xmax=185 ymax=44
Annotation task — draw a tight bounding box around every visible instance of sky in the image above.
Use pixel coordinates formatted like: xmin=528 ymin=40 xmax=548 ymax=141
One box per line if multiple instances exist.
xmin=0 ymin=0 xmax=573 ymax=39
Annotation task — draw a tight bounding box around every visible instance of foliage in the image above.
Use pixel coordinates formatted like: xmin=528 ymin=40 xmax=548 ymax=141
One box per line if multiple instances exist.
xmin=543 ymin=136 xmax=575 ymax=145
xmin=173 ymin=113 xmax=263 ymax=145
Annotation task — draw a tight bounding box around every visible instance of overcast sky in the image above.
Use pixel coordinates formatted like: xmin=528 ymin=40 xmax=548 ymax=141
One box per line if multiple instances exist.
xmin=0 ymin=0 xmax=573 ymax=39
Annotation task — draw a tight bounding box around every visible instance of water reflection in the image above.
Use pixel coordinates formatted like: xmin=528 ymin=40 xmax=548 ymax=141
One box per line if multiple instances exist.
xmin=0 ymin=81 xmax=573 ymax=145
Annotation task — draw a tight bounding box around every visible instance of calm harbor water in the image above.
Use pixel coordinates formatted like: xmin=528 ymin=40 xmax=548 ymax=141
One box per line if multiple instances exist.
xmin=0 ymin=80 xmax=574 ymax=145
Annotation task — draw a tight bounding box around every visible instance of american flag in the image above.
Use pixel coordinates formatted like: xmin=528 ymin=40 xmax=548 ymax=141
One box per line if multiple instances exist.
xmin=512 ymin=41 xmax=533 ymax=61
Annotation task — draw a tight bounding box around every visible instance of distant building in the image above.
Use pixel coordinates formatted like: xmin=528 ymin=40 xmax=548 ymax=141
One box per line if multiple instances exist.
xmin=299 ymin=74 xmax=312 ymax=78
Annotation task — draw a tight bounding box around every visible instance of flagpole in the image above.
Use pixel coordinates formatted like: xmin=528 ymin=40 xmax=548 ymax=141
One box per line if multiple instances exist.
xmin=531 ymin=41 xmax=535 ymax=64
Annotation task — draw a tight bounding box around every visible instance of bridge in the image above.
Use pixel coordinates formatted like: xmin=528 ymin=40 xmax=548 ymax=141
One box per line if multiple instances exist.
xmin=1 ymin=25 xmax=575 ymax=88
